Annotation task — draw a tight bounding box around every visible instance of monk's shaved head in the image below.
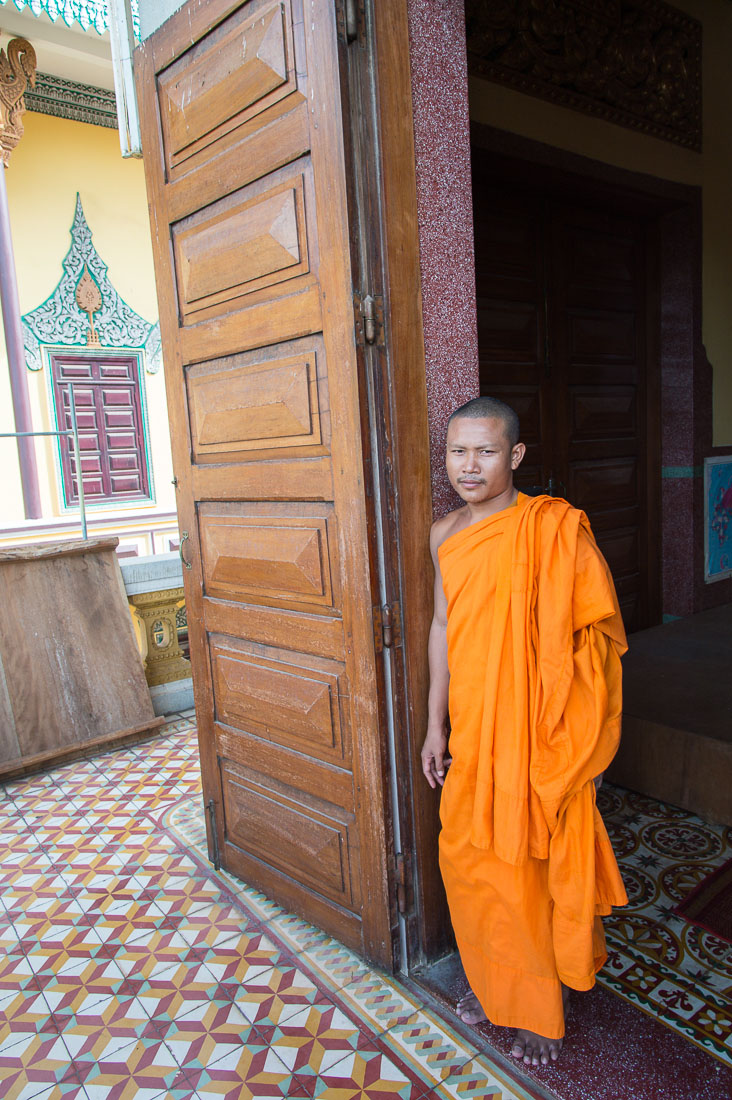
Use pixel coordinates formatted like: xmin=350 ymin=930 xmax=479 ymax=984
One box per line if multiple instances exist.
xmin=448 ymin=397 xmax=520 ymax=448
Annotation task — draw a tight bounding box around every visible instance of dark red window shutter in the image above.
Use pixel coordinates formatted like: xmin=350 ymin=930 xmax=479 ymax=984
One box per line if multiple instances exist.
xmin=51 ymin=354 xmax=151 ymax=506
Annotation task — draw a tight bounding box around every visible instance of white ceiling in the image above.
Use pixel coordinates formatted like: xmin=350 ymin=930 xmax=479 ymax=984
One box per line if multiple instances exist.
xmin=0 ymin=4 xmax=114 ymax=90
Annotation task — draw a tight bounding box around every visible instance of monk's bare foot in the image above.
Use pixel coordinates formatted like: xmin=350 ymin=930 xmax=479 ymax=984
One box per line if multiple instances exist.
xmin=455 ymin=990 xmax=487 ymax=1025
xmin=510 ymin=986 xmax=570 ymax=1066
xmin=511 ymin=1029 xmax=562 ymax=1066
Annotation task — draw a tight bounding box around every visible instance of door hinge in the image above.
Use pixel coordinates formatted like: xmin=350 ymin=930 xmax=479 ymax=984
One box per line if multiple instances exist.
xmin=372 ymin=601 xmax=402 ymax=653
xmin=354 ymin=292 xmax=384 ymax=346
xmin=206 ymin=798 xmax=221 ymax=871
xmin=395 ymin=851 xmax=410 ymax=916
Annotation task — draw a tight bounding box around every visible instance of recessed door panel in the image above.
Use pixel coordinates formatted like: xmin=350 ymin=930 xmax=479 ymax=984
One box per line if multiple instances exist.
xmin=187 ymin=347 xmax=323 ymax=459
xmin=174 ymin=176 xmax=309 ymax=318
xmin=158 ymin=0 xmax=297 ymax=169
xmin=199 ymin=504 xmax=336 ymax=610
xmin=210 ymin=636 xmax=348 ymax=763
xmin=220 ymin=760 xmax=356 ymax=906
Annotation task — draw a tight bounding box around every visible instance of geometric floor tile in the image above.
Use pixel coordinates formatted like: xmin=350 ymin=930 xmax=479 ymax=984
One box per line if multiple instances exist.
xmin=6 ymin=716 xmax=728 ymax=1100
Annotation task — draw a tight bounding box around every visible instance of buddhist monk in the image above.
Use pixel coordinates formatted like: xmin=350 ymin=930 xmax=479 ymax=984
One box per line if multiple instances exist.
xmin=420 ymin=396 xmax=628 ymax=1066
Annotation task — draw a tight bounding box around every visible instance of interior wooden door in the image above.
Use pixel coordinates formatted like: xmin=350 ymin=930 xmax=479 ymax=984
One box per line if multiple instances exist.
xmin=550 ymin=203 xmax=651 ymax=633
xmin=135 ymin=0 xmax=395 ymax=964
xmin=473 ymin=169 xmax=658 ymax=632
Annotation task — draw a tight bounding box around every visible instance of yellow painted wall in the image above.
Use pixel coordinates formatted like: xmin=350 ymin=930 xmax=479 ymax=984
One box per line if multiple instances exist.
xmin=468 ymin=0 xmax=732 ymax=447
xmin=0 ymin=110 xmax=175 ymax=532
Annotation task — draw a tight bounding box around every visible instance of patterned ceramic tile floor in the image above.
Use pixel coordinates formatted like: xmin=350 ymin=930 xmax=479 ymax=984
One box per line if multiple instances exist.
xmin=1 ymin=717 xmax=729 ymax=1100
xmin=597 ymin=786 xmax=732 ymax=1066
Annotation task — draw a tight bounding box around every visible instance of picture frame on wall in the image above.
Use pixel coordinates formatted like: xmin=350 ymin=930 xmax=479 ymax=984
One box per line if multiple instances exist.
xmin=704 ymin=456 xmax=732 ymax=582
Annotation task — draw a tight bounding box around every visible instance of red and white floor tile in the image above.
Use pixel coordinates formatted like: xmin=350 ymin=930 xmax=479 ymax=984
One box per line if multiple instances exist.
xmin=1 ymin=719 xmax=729 ymax=1100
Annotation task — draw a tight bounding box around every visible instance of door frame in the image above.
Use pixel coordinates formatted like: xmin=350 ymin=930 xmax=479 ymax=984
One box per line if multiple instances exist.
xmin=350 ymin=0 xmax=452 ymax=967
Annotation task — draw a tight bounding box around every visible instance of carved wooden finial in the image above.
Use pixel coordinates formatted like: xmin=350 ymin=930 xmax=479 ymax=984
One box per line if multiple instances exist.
xmin=0 ymin=36 xmax=37 ymax=167
xmin=75 ymin=264 xmax=103 ymax=347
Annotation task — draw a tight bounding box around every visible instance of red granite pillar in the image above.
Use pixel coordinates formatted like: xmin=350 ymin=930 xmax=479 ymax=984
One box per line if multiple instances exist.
xmin=406 ymin=0 xmax=479 ymax=517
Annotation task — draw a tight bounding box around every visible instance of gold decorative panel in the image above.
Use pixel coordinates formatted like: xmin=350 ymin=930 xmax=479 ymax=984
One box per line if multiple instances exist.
xmin=199 ymin=503 xmax=336 ymax=610
xmin=465 ymin=0 xmax=702 ymax=151
xmin=188 ymin=353 xmax=321 ymax=458
xmin=210 ymin=639 xmax=345 ymax=760
xmin=158 ymin=0 xmax=295 ymax=168
xmin=174 ymin=177 xmax=308 ymax=319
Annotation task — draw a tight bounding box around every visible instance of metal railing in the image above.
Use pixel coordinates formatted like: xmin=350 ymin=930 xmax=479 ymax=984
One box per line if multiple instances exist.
xmin=0 ymin=399 xmax=87 ymax=539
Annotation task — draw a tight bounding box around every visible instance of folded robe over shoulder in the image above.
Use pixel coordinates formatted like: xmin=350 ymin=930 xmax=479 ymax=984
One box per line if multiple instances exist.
xmin=438 ymin=493 xmax=628 ymax=1040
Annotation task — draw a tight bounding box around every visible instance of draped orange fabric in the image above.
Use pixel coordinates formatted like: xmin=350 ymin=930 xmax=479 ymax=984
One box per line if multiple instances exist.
xmin=438 ymin=494 xmax=628 ymax=1040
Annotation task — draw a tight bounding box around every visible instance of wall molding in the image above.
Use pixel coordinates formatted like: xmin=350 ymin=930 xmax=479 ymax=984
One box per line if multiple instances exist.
xmin=25 ymin=71 xmax=117 ymax=129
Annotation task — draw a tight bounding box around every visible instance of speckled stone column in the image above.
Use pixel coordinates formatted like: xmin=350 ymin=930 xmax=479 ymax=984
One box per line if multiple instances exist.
xmin=406 ymin=0 xmax=479 ymax=517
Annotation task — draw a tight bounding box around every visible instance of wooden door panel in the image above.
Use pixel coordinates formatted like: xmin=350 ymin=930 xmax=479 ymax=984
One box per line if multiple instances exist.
xmin=568 ymin=458 xmax=638 ymax=515
xmin=173 ymin=173 xmax=310 ymax=320
xmin=191 ymin=457 xmax=333 ymax=501
xmin=570 ymin=387 xmax=636 ymax=440
xmin=477 ymin=304 xmax=538 ymax=359
xmin=187 ymin=348 xmax=324 ymax=460
xmin=203 ymin=599 xmax=344 ymax=658
xmin=565 ymin=231 xmax=637 ymax=294
xmin=210 ymin=636 xmax=350 ymax=764
xmin=157 ymin=0 xmax=299 ymax=173
xmin=568 ymin=310 xmax=636 ymax=362
xmin=138 ymin=0 xmax=393 ymax=961
xmin=199 ymin=503 xmax=337 ymax=610
xmin=158 ymin=1 xmax=293 ymax=167
xmin=220 ymin=760 xmax=358 ymax=906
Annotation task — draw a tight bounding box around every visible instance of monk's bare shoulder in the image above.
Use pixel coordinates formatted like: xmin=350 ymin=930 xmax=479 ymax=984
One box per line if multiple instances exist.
xmin=430 ymin=506 xmax=469 ymax=558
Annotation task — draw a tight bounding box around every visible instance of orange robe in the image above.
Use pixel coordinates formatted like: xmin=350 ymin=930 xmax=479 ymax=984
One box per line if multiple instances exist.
xmin=438 ymin=493 xmax=628 ymax=1040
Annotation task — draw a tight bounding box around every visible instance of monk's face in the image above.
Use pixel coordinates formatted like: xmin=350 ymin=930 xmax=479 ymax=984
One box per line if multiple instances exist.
xmin=445 ymin=416 xmax=525 ymax=505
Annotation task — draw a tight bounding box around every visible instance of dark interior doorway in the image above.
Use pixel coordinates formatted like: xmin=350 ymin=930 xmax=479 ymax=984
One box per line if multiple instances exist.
xmin=471 ymin=150 xmax=661 ymax=633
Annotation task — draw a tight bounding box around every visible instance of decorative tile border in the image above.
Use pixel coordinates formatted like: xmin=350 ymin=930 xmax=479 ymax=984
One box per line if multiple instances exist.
xmin=596 ymin=786 xmax=732 ymax=1065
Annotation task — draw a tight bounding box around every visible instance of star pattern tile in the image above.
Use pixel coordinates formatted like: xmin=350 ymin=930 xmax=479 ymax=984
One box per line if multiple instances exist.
xmin=7 ymin=715 xmax=724 ymax=1100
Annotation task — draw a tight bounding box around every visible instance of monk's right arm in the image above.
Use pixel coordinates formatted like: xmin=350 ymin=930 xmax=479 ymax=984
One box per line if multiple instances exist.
xmin=421 ymin=526 xmax=450 ymax=788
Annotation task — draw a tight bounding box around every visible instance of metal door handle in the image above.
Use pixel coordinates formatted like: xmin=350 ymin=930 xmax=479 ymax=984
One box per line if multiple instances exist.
xmin=179 ymin=531 xmax=192 ymax=570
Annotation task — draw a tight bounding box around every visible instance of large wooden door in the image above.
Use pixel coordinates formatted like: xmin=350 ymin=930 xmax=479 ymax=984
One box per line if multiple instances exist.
xmin=136 ymin=0 xmax=395 ymax=964
xmin=473 ymin=168 xmax=659 ymax=632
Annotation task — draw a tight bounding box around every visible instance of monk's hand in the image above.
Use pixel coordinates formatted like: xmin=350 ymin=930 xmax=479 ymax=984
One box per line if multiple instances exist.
xmin=421 ymin=726 xmax=450 ymax=789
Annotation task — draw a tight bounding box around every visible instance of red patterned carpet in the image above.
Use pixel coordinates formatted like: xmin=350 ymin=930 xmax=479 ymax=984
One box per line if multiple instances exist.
xmin=674 ymin=856 xmax=732 ymax=942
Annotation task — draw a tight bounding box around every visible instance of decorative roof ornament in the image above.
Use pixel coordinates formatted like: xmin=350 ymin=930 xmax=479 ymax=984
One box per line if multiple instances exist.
xmin=75 ymin=263 xmax=102 ymax=346
xmin=0 ymin=35 xmax=36 ymax=166
xmin=0 ymin=0 xmax=140 ymax=39
xmin=22 ymin=194 xmax=162 ymax=372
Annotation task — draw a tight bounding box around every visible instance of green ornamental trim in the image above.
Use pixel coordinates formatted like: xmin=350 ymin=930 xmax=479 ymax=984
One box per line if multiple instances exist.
xmin=0 ymin=0 xmax=140 ymax=38
xmin=22 ymin=194 xmax=162 ymax=374
xmin=25 ymin=72 xmax=117 ymax=128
